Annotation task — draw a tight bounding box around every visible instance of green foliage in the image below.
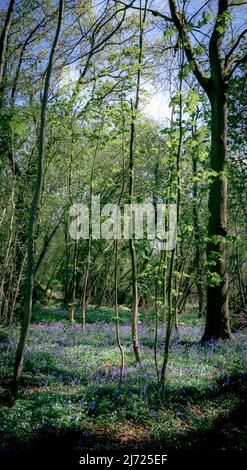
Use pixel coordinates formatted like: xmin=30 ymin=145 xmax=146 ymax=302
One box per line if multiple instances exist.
xmin=10 ymin=114 xmax=27 ymax=137
xmin=206 ymin=271 xmax=222 ymax=287
xmin=216 ymin=10 xmax=232 ymax=34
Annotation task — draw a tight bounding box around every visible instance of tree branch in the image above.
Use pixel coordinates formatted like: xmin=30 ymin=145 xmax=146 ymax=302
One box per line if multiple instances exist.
xmin=208 ymin=0 xmax=229 ymax=90
xmin=168 ymin=0 xmax=210 ymax=93
xmin=225 ymin=28 xmax=247 ymax=70
xmin=227 ymin=51 xmax=247 ymax=79
xmin=114 ymin=0 xmax=173 ymax=22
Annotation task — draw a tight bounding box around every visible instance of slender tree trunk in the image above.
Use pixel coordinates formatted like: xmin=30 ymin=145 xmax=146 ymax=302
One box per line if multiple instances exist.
xmin=64 ymin=219 xmax=70 ymax=307
xmin=3 ymin=258 xmax=15 ymax=321
xmin=0 ymin=207 xmax=6 ymax=229
xmin=0 ymin=0 xmax=15 ymax=89
xmin=160 ymin=53 xmax=183 ymax=381
xmin=202 ymin=91 xmax=232 ymax=340
xmin=69 ymin=242 xmax=78 ymax=323
xmin=128 ymin=0 xmax=147 ymax=363
xmin=8 ymin=253 xmax=27 ymax=325
xmin=161 ymin=195 xmax=170 ymax=323
xmin=192 ymin=150 xmax=204 ymax=317
xmin=12 ymin=0 xmax=64 ymax=395
xmin=114 ymin=105 xmax=125 ymax=378
xmin=81 ymin=138 xmax=99 ymax=330
xmin=154 ymin=280 xmax=160 ymax=381
xmin=114 ymin=241 xmax=125 ymax=381
xmin=81 ymin=242 xmax=91 ymax=330
xmin=129 ymin=233 xmax=141 ymax=362
xmin=0 ymin=180 xmax=15 ymax=315
xmin=234 ymin=219 xmax=247 ymax=315
xmin=160 ymin=248 xmax=175 ymax=384
xmin=128 ymin=106 xmax=141 ymax=362
xmin=162 ymin=249 xmax=167 ymax=323
xmin=127 ymin=101 xmax=141 ymax=359
xmin=171 ymin=61 xmax=183 ymax=334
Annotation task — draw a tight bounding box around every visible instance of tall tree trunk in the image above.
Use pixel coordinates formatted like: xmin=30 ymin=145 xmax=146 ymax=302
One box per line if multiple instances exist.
xmin=8 ymin=253 xmax=27 ymax=325
xmin=192 ymin=147 xmax=204 ymax=318
xmin=114 ymin=106 xmax=125 ymax=378
xmin=81 ymin=137 xmax=99 ymax=330
xmin=114 ymin=241 xmax=125 ymax=380
xmin=202 ymin=91 xmax=231 ymax=340
xmin=234 ymin=219 xmax=247 ymax=315
xmin=160 ymin=248 xmax=175 ymax=384
xmin=154 ymin=279 xmax=160 ymax=381
xmin=167 ymin=0 xmax=233 ymax=342
xmin=0 ymin=0 xmax=15 ymax=89
xmin=129 ymin=234 xmax=141 ymax=362
xmin=0 ymin=179 xmax=15 ymax=317
xmin=161 ymin=249 xmax=167 ymax=323
xmin=64 ymin=219 xmax=70 ymax=307
xmin=128 ymin=98 xmax=141 ymax=362
xmin=12 ymin=0 xmax=64 ymax=395
xmin=160 ymin=70 xmax=183 ymax=383
xmin=69 ymin=242 xmax=77 ymax=323
xmin=128 ymin=0 xmax=147 ymax=363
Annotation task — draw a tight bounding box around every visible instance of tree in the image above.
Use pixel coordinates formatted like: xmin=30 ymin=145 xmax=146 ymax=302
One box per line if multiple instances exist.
xmin=12 ymin=0 xmax=64 ymax=395
xmin=128 ymin=0 xmax=148 ymax=362
xmin=165 ymin=0 xmax=247 ymax=340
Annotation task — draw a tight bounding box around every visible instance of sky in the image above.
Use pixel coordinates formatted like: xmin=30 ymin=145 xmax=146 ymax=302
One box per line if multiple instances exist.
xmin=143 ymin=89 xmax=171 ymax=122
xmin=60 ymin=65 xmax=172 ymax=123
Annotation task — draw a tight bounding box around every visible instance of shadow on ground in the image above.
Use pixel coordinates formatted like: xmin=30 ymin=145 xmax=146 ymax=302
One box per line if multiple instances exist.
xmin=1 ymin=373 xmax=246 ymax=467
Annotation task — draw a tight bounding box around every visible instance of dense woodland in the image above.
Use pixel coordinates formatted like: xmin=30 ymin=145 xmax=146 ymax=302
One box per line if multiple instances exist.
xmin=0 ymin=0 xmax=247 ymax=463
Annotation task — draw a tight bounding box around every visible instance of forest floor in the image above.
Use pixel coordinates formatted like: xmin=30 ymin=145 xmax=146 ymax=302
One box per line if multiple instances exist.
xmin=0 ymin=306 xmax=247 ymax=465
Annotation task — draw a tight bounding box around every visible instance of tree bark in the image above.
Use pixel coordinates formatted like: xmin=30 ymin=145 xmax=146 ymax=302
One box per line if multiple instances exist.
xmin=202 ymin=89 xmax=231 ymax=340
